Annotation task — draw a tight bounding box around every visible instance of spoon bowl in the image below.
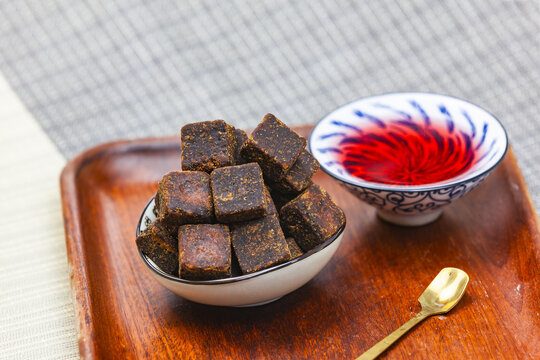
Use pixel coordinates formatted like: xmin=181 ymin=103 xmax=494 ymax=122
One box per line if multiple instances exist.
xmin=418 ymin=267 xmax=470 ymax=314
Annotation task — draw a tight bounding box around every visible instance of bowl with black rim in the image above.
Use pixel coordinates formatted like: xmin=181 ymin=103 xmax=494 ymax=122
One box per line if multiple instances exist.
xmin=136 ymin=197 xmax=346 ymax=307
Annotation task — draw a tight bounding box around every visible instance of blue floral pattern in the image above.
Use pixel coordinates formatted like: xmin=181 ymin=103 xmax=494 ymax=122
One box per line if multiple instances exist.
xmin=342 ymin=174 xmax=487 ymax=214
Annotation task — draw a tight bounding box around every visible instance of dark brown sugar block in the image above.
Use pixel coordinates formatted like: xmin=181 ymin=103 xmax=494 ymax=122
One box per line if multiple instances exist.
xmin=240 ymin=114 xmax=306 ymax=180
xmin=285 ymin=237 xmax=304 ymax=260
xmin=155 ymin=171 xmax=214 ymax=226
xmin=136 ymin=220 xmax=178 ymax=276
xmin=181 ymin=119 xmax=236 ymax=173
xmin=211 ymin=163 xmax=267 ymax=223
xmin=178 ymin=224 xmax=231 ymax=280
xmin=233 ymin=128 xmax=248 ymax=164
xmin=280 ymin=184 xmax=345 ymax=251
xmin=231 ymin=215 xmax=291 ymax=274
xmin=146 ymin=216 xmax=178 ymax=249
xmin=268 ymin=150 xmax=320 ymax=194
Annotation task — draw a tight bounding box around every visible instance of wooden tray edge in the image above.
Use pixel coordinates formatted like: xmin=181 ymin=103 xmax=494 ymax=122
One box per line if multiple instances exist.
xmin=59 ymin=137 xmax=176 ymax=359
xmin=504 ymin=150 xmax=540 ymax=254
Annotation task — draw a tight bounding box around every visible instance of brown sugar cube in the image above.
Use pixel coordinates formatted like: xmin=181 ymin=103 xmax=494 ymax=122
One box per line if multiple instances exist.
xmin=230 ymin=192 xmax=286 ymax=274
xmin=155 ymin=171 xmax=214 ymax=227
xmin=211 ymin=163 xmax=267 ymax=223
xmin=148 ymin=216 xmax=178 ymax=248
xmin=280 ymin=184 xmax=345 ymax=251
xmin=178 ymin=224 xmax=231 ymax=280
xmin=233 ymin=128 xmax=248 ymax=164
xmin=268 ymin=150 xmax=320 ymax=194
xmin=181 ymin=120 xmax=236 ymax=173
xmin=240 ymin=114 xmax=306 ymax=180
xmin=285 ymin=237 xmax=304 ymax=259
xmin=231 ymin=215 xmax=291 ymax=274
xmin=136 ymin=218 xmax=178 ymax=276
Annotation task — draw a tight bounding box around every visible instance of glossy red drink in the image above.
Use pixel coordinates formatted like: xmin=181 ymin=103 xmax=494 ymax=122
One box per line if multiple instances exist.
xmin=336 ymin=121 xmax=476 ymax=185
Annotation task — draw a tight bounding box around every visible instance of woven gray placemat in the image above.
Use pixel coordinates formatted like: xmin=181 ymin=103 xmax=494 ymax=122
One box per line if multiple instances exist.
xmin=0 ymin=0 xmax=538 ymax=209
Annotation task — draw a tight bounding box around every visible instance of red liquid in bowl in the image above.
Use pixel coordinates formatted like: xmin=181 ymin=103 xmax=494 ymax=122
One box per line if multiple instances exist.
xmin=336 ymin=121 xmax=476 ymax=185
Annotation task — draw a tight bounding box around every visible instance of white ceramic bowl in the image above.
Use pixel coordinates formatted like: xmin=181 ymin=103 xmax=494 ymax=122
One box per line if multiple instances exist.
xmin=136 ymin=198 xmax=345 ymax=307
xmin=309 ymin=92 xmax=508 ymax=226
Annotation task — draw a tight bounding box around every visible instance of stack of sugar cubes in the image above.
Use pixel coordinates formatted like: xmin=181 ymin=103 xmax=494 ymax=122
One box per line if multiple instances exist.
xmin=136 ymin=114 xmax=345 ymax=280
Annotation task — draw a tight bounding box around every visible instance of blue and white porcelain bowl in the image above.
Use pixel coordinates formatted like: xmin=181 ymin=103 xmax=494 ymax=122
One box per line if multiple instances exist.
xmin=309 ymin=92 xmax=508 ymax=226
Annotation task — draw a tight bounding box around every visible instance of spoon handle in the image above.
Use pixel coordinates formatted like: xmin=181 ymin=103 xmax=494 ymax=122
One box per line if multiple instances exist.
xmin=355 ymin=310 xmax=430 ymax=360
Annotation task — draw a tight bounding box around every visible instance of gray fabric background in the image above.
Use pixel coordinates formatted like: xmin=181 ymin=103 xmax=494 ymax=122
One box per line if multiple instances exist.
xmin=0 ymin=0 xmax=538 ymax=208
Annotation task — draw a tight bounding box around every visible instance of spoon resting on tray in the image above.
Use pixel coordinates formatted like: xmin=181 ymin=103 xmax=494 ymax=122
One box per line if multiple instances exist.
xmin=356 ymin=267 xmax=470 ymax=360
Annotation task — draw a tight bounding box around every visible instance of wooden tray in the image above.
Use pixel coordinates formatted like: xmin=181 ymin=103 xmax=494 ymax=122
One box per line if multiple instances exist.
xmin=60 ymin=127 xmax=540 ymax=359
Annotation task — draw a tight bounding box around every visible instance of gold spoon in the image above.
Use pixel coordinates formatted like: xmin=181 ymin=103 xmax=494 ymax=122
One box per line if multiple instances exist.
xmin=356 ymin=267 xmax=469 ymax=360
